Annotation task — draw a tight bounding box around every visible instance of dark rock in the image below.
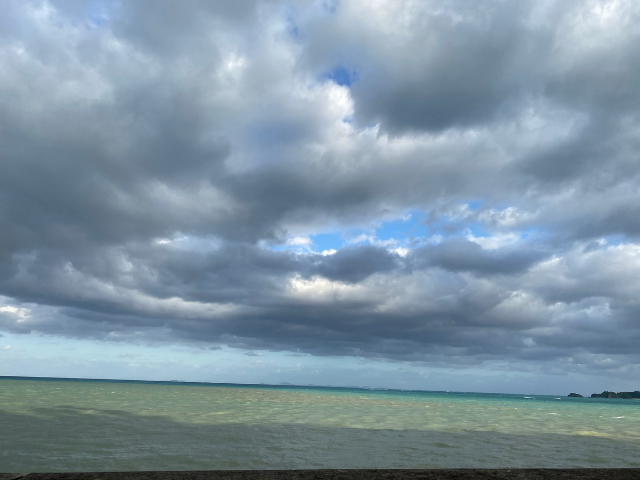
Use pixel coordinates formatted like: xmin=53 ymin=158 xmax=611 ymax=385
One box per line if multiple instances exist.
xmin=568 ymin=393 xmax=583 ymax=397
xmin=591 ymin=391 xmax=618 ymax=398
xmin=617 ymin=391 xmax=640 ymax=399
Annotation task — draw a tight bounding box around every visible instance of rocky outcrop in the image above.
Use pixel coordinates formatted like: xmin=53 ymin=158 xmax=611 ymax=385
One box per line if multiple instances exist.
xmin=617 ymin=391 xmax=640 ymax=399
xmin=568 ymin=393 xmax=583 ymax=397
xmin=590 ymin=390 xmax=640 ymax=398
xmin=591 ymin=391 xmax=618 ymax=398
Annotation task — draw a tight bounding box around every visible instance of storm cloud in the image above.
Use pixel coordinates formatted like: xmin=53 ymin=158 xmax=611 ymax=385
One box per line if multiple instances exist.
xmin=1 ymin=0 xmax=640 ymax=380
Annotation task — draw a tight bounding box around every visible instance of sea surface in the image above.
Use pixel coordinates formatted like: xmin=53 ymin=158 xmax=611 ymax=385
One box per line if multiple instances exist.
xmin=1 ymin=377 xmax=639 ymax=472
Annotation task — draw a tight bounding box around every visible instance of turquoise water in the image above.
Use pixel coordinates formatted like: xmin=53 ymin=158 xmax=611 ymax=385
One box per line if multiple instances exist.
xmin=1 ymin=377 xmax=639 ymax=472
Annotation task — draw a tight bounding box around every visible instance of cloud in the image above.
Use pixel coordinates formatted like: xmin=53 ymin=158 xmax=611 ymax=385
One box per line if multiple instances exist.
xmin=287 ymin=237 xmax=312 ymax=246
xmin=411 ymin=238 xmax=548 ymax=276
xmin=311 ymin=245 xmax=400 ymax=283
xmin=0 ymin=0 xmax=639 ymax=381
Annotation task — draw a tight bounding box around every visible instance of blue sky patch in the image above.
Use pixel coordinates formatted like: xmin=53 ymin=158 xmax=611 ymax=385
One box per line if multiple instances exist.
xmin=322 ymin=66 xmax=358 ymax=87
xmin=286 ymin=15 xmax=299 ymax=38
xmin=310 ymin=232 xmax=345 ymax=252
xmin=374 ymin=212 xmax=427 ymax=243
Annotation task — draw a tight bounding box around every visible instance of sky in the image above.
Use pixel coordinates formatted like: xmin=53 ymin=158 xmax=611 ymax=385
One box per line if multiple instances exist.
xmin=1 ymin=0 xmax=640 ymax=395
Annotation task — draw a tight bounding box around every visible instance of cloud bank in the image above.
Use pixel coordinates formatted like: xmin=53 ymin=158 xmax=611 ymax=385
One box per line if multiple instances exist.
xmin=1 ymin=0 xmax=640 ymax=381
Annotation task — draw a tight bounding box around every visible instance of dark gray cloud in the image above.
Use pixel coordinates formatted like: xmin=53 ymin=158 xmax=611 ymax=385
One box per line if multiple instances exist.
xmin=0 ymin=0 xmax=639 ymax=378
xmin=311 ymin=246 xmax=399 ymax=283
xmin=411 ymin=238 xmax=548 ymax=276
xmin=345 ymin=1 xmax=546 ymax=133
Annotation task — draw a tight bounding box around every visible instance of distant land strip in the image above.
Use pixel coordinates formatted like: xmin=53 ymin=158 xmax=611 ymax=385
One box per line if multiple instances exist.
xmin=4 ymin=470 xmax=640 ymax=480
xmin=568 ymin=391 xmax=640 ymax=398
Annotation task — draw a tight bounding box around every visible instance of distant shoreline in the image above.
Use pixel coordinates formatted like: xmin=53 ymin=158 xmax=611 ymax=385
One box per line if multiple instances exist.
xmin=569 ymin=390 xmax=640 ymax=399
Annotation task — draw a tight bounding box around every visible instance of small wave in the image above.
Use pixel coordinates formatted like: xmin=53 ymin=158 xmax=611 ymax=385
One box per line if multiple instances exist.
xmin=613 ymin=416 xmax=625 ymax=419
xmin=573 ymin=430 xmax=610 ymax=437
xmin=432 ymin=442 xmax=456 ymax=449
xmin=547 ymin=412 xmax=557 ymax=415
xmin=523 ymin=396 xmax=535 ymax=399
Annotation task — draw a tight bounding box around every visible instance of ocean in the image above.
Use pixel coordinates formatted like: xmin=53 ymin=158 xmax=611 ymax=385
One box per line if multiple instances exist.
xmin=1 ymin=377 xmax=639 ymax=472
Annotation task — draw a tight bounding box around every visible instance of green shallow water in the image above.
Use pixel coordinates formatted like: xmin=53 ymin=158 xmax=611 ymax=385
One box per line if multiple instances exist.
xmin=1 ymin=377 xmax=639 ymax=471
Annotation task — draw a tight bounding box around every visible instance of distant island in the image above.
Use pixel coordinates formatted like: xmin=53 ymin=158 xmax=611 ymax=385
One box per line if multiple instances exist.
xmin=568 ymin=391 xmax=640 ymax=398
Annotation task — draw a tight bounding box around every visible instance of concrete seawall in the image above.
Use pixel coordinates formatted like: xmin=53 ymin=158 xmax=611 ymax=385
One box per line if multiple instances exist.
xmin=2 ymin=470 xmax=640 ymax=480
